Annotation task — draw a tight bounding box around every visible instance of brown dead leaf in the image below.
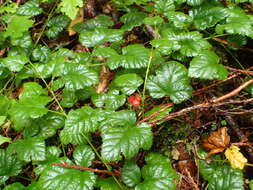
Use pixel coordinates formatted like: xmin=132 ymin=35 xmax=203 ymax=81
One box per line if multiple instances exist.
xmin=68 ymin=8 xmax=84 ymax=36
xmin=202 ymin=127 xmax=230 ymax=156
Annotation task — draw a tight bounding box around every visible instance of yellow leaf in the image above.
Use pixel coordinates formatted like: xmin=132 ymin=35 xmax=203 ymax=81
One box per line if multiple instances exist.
xmin=225 ymin=145 xmax=247 ymax=170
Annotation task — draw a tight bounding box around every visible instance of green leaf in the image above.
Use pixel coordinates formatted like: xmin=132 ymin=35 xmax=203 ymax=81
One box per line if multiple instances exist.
xmin=4 ymin=15 xmax=34 ymax=39
xmin=120 ymin=11 xmax=147 ymax=31
xmin=250 ymin=180 xmax=253 ymax=190
xmin=150 ymin=38 xmax=180 ymax=55
xmin=104 ymin=110 xmax=136 ymax=127
xmin=60 ymin=89 xmax=77 ymax=108
xmin=135 ymin=153 xmax=178 ymax=190
xmin=19 ymin=82 xmax=47 ymax=99
xmin=33 ymin=112 xmax=65 ymax=139
xmin=216 ymin=6 xmax=253 ymax=38
xmin=154 ymin=0 xmax=175 ymax=14
xmin=187 ymin=0 xmax=203 ymax=6
xmin=92 ymin=46 xmax=118 ymax=58
xmin=3 ymin=183 xmax=25 ymax=190
xmin=101 ymin=123 xmax=153 ymax=161
xmin=189 ymin=50 xmax=228 ymax=80
xmin=0 ymin=95 xmax=12 ymax=115
xmin=32 ymin=45 xmax=51 ymax=62
xmin=122 ymin=161 xmax=141 ymax=187
xmin=9 ymin=96 xmax=50 ymax=122
xmin=60 ymin=106 xmax=105 ymax=144
xmin=0 ymin=116 xmax=6 ymax=126
xmin=34 ymin=146 xmax=62 ymax=175
xmin=61 ymin=64 xmax=99 ymax=91
xmin=112 ymin=73 xmax=143 ymax=95
xmin=189 ymin=4 xmax=228 ymax=30
xmin=166 ymin=31 xmax=211 ymax=57
xmin=11 ymin=32 xmax=33 ymax=49
xmin=108 ymin=44 xmax=150 ymax=69
xmin=8 ymin=137 xmax=46 ymax=162
xmin=79 ymin=28 xmax=124 ymax=47
xmin=143 ymin=16 xmax=163 ymax=26
xmin=73 ymin=145 xmax=95 ymax=167
xmin=91 ymin=90 xmax=126 ymax=110
xmin=147 ymin=61 xmax=192 ymax=104
xmin=46 ymin=15 xmax=71 ymax=38
xmin=59 ymin=0 xmax=83 ymax=20
xmin=72 ymin=14 xmax=114 ymax=33
xmin=2 ymin=55 xmax=29 ymax=72
xmin=0 ymin=135 xmax=12 ymax=145
xmin=165 ymin=11 xmax=192 ymax=29
xmin=16 ymin=0 xmax=42 ymax=16
xmin=97 ymin=177 xmax=122 ymax=190
xmin=199 ymin=158 xmax=244 ymax=190
xmin=39 ymin=164 xmax=97 ymax=190
xmin=0 ymin=149 xmax=22 ymax=177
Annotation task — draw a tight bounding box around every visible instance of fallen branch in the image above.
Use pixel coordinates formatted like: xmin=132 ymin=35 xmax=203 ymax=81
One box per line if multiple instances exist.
xmin=52 ymin=162 xmax=120 ymax=177
xmin=140 ymin=67 xmax=253 ymax=123
xmin=148 ymin=78 xmax=253 ymax=123
xmin=148 ymin=98 xmax=253 ymax=125
xmin=193 ymin=72 xmax=241 ymax=96
xmin=145 ymin=78 xmax=253 ymax=125
xmin=212 ymin=78 xmax=253 ymax=103
xmin=213 ymin=37 xmax=253 ymax=53
xmin=225 ymin=66 xmax=253 ymax=76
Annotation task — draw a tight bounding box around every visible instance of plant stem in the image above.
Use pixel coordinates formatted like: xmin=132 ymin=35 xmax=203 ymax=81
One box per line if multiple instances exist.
xmin=28 ymin=62 xmax=66 ymax=115
xmin=81 ymin=133 xmax=126 ymax=190
xmin=142 ymin=48 xmax=153 ymax=113
xmin=34 ymin=0 xmax=59 ymax=46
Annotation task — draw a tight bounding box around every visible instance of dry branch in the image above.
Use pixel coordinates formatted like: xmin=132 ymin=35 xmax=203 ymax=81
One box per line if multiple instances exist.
xmin=52 ymin=162 xmax=120 ymax=177
xmin=147 ymin=78 xmax=253 ymax=125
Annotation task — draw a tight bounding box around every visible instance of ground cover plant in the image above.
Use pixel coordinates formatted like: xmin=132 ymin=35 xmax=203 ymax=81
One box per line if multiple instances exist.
xmin=0 ymin=0 xmax=253 ymax=189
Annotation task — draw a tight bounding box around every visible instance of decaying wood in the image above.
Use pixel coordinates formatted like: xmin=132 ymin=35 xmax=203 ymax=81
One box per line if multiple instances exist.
xmin=96 ymin=65 xmax=114 ymax=93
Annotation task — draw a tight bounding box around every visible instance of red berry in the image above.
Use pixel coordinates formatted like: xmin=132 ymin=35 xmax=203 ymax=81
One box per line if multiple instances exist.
xmin=128 ymin=94 xmax=141 ymax=107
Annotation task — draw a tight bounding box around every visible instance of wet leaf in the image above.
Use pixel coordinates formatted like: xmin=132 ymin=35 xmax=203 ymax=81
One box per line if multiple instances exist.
xmin=225 ymin=145 xmax=247 ymax=170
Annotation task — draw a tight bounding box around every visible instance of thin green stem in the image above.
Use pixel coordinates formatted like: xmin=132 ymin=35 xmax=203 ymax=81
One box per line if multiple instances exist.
xmin=142 ymin=48 xmax=153 ymax=111
xmin=28 ymin=62 xmax=66 ymax=115
xmin=222 ymin=45 xmax=247 ymax=72
xmin=0 ymin=74 xmax=15 ymax=94
xmin=205 ymin=33 xmax=229 ymax=40
xmin=80 ymin=133 xmax=126 ymax=190
xmin=48 ymin=109 xmax=67 ymax=117
xmin=34 ymin=0 xmax=59 ymax=46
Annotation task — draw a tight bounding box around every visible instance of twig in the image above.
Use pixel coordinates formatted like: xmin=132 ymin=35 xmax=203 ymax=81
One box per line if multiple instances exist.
xmin=225 ymin=66 xmax=253 ymax=76
xmin=148 ymin=98 xmax=253 ymax=125
xmin=141 ymin=66 xmax=253 ymax=123
xmin=193 ymin=72 xmax=240 ymax=96
xmin=147 ymin=79 xmax=253 ymax=125
xmin=212 ymin=79 xmax=253 ymax=103
xmin=138 ymin=102 xmax=173 ymax=124
xmin=52 ymin=162 xmax=120 ymax=177
xmin=213 ymin=37 xmax=253 ymax=53
xmin=184 ymin=169 xmax=200 ymax=190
